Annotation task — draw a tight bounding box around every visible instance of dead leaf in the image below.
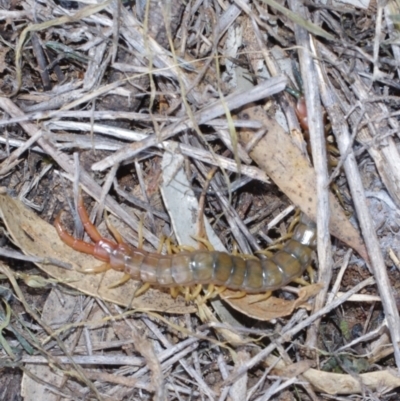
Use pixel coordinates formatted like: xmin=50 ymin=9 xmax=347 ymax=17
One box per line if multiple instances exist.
xmin=303 ymin=369 xmax=400 ymax=395
xmin=239 ymin=105 xmax=368 ymax=261
xmin=0 ymin=193 xmax=195 ymax=314
xmin=221 ymin=283 xmax=323 ymax=321
xmin=266 ymin=354 xmax=400 ymax=394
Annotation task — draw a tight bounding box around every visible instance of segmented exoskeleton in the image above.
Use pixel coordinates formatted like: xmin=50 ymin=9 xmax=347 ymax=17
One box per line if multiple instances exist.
xmin=54 ymin=197 xmax=317 ymax=294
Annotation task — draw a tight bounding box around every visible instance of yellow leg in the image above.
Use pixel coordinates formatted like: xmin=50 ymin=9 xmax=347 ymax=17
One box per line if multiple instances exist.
xmin=105 ymin=214 xmax=124 ymax=244
xmin=197 ymin=284 xmax=228 ymax=304
xmin=184 ymin=286 xmax=191 ymax=302
xmin=255 ymin=249 xmax=274 ymax=258
xmin=201 ymin=284 xmax=226 ymax=303
xmin=306 ymin=265 xmax=315 ymax=284
xmin=213 ymin=286 xmax=227 ymax=297
xmin=204 ymin=283 xmax=215 ymax=299
xmin=108 ymin=273 xmax=131 ymax=289
xmin=134 ymin=282 xmax=151 ymax=297
xmin=170 ymin=287 xmax=180 ymax=298
xmin=77 ymin=263 xmax=110 ymax=274
xmin=293 ymin=277 xmax=310 ymax=286
xmin=248 ymin=291 xmax=272 ymax=304
xmin=257 ymin=232 xmax=293 ymax=256
xmin=231 ymin=242 xmax=239 ymax=256
xmin=191 ymin=284 xmax=203 ymax=299
xmin=191 ymin=236 xmax=215 ymax=251
xmin=157 ymin=235 xmax=167 ymax=254
xmin=175 ymin=244 xmax=196 ymax=252
xmin=287 ymin=210 xmax=301 ymax=233
xmin=223 ymin=290 xmax=247 ymax=300
xmin=327 ymin=143 xmax=340 ymax=157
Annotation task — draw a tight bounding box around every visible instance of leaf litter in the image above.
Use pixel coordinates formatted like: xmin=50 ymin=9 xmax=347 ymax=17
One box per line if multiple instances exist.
xmin=0 ymin=0 xmax=400 ymax=400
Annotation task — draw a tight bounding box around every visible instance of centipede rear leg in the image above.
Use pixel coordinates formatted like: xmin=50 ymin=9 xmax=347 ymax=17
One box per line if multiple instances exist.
xmin=76 ymin=195 xmax=103 ymax=243
xmin=54 ymin=212 xmax=97 ymax=256
xmin=55 ymin=196 xmax=118 ymax=267
xmin=55 ymin=214 xmax=112 ymax=274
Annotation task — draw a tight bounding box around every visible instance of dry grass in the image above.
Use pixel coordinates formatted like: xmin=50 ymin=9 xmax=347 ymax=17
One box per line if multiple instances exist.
xmin=0 ymin=0 xmax=400 ymax=400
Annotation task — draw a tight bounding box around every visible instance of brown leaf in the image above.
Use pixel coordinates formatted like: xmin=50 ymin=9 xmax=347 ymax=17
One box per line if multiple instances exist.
xmin=0 ymin=192 xmax=195 ymax=314
xmin=221 ymin=283 xmax=323 ymax=321
xmin=303 ymin=369 xmax=400 ymax=395
xmin=239 ymin=105 xmax=368 ymax=261
xmin=265 ymin=354 xmax=400 ymax=394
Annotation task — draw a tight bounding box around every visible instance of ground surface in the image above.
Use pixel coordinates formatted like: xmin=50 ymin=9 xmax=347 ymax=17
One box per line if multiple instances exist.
xmin=0 ymin=0 xmax=400 ymax=400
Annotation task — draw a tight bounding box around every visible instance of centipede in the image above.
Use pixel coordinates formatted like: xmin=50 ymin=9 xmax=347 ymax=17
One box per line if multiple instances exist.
xmin=54 ymin=196 xmax=317 ymax=296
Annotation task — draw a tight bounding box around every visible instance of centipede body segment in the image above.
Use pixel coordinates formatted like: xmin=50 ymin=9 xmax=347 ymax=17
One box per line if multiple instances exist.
xmin=54 ymin=197 xmax=317 ymax=294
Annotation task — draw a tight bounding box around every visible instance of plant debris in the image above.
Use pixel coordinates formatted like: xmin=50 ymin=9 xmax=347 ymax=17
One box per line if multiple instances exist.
xmin=0 ymin=0 xmax=400 ymax=400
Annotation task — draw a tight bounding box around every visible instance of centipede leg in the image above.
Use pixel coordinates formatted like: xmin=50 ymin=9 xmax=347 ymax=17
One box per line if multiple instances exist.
xmin=224 ymin=290 xmax=247 ymax=300
xmin=55 ymin=213 xmax=97 ymax=256
xmin=306 ymin=265 xmax=315 ymax=284
xmin=170 ymin=287 xmax=180 ymax=298
xmin=192 ymin=236 xmax=214 ymax=251
xmin=213 ymin=286 xmax=226 ymax=297
xmin=184 ymin=286 xmax=191 ymax=302
xmin=77 ymin=263 xmax=111 ymax=274
xmin=191 ymin=284 xmax=203 ymax=300
xmin=289 ymin=264 xmax=314 ymax=287
xmin=108 ymin=273 xmax=132 ymax=289
xmin=287 ymin=211 xmax=301 ymax=233
xmin=204 ymin=283 xmax=215 ymax=299
xmin=248 ymin=291 xmax=272 ymax=305
xmin=105 ymin=214 xmax=124 ymax=244
xmin=157 ymin=236 xmax=167 ymax=253
xmin=197 ymin=284 xmax=227 ymax=304
xmin=134 ymin=282 xmax=151 ymax=297
xmin=77 ymin=196 xmax=103 ymax=243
